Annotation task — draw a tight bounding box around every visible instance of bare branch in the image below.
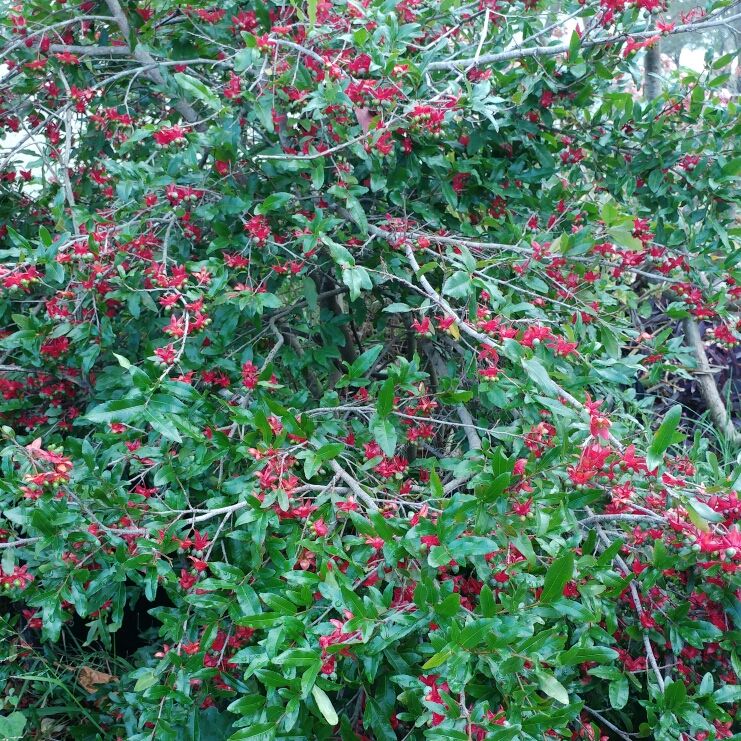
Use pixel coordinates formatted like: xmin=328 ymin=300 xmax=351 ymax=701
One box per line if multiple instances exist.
xmin=683 ymin=317 xmax=741 ymax=445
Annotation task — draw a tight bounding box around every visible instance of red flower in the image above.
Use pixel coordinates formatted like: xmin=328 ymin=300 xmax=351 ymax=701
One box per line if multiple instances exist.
xmin=312 ymin=518 xmax=329 ymax=536
xmin=54 ymin=52 xmax=80 ymax=64
xmin=153 ymin=125 xmax=187 ymax=146
xmin=154 ymin=344 xmax=176 ymax=364
xmin=179 ymin=570 xmax=198 ymax=589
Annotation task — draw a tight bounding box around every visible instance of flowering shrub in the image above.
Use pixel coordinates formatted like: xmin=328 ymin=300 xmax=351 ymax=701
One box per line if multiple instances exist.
xmin=2 ymin=0 xmax=741 ymax=739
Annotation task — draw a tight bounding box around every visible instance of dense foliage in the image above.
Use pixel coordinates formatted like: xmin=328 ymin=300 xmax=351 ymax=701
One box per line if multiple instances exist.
xmin=3 ymin=0 xmax=741 ymax=739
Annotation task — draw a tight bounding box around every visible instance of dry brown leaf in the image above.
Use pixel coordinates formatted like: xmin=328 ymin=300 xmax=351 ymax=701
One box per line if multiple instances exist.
xmin=66 ymin=665 xmax=118 ymax=694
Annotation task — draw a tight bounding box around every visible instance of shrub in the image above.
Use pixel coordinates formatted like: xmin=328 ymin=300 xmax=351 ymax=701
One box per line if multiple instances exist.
xmin=1 ymin=0 xmax=741 ymax=740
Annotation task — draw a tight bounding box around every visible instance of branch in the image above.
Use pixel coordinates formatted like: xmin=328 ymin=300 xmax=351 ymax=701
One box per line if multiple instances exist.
xmin=584 ymin=707 xmax=636 ymax=741
xmin=104 ymin=0 xmax=201 ymax=126
xmin=421 ymin=339 xmax=482 ymax=452
xmin=0 ymin=537 xmax=41 ymax=550
xmin=579 ymin=513 xmax=666 ymax=525
xmin=683 ymin=317 xmax=741 ymax=445
xmin=426 ymin=8 xmax=741 ymax=70
xmin=48 ymin=44 xmax=132 ymax=56
xmin=327 ymin=459 xmax=379 ymax=511
xmin=586 ymin=507 xmax=665 ymax=692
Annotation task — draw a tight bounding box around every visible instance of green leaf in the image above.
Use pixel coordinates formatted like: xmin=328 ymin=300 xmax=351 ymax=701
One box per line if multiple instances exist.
xmin=608 ymin=227 xmax=643 ymax=250
xmin=0 ymin=711 xmax=26 ymax=740
xmin=377 ymin=377 xmax=395 ymax=418
xmin=342 ymin=265 xmax=372 ymax=300
xmin=540 ymin=551 xmax=574 ymax=603
xmin=600 ymin=200 xmax=618 ymax=225
xmin=568 ymin=30 xmax=581 ymax=61
xmin=601 ymin=327 xmax=620 ymax=359
xmin=349 ymin=345 xmax=383 ymax=377
xmin=316 ymin=443 xmax=344 ymax=461
xmin=174 ymin=72 xmax=221 ymax=110
xmin=664 ymin=680 xmax=687 ymax=711
xmin=308 ymin=0 xmax=317 ymax=28
xmin=0 ymin=330 xmax=36 ymax=349
xmin=713 ymin=685 xmax=741 ymax=704
xmin=430 ymin=467 xmax=443 ymax=498
xmin=371 ymin=416 xmax=397 ymax=457
xmin=442 ymin=271 xmax=471 ymax=298
xmin=345 ymin=194 xmax=368 ymax=236
xmin=259 ymin=193 xmax=293 ymax=212
xmin=144 ymin=410 xmax=182 ymax=443
xmin=686 ymin=498 xmax=725 ymax=523
xmin=227 ymin=696 xmax=265 ymax=715
xmin=422 ymin=646 xmax=453 ymax=669
xmin=522 ymin=357 xmax=559 ymax=397
xmin=609 ymin=676 xmax=629 ymax=709
xmin=85 ymin=399 xmax=145 ymax=423
xmin=383 ymin=303 xmax=412 ymax=313
xmin=714 ymin=53 xmax=734 ymax=70
xmin=1 ymin=547 xmax=14 ymax=578
xmin=559 ymin=646 xmax=619 ymax=666
xmin=722 ymin=158 xmax=741 ymax=177
xmin=459 ymin=619 xmax=498 ymax=649
xmin=134 ymin=671 xmax=158 ymax=692
xmin=536 ymin=670 xmax=569 ymax=705
xmin=303 ymin=276 xmax=319 ymax=310
xmin=684 ymin=501 xmax=710 ymax=533
xmin=434 ymin=592 xmax=460 ymax=617
xmin=647 ymin=404 xmax=681 ymax=469
xmin=301 ymin=662 xmax=321 ymax=698
xmin=227 ymin=723 xmax=276 ymax=741
xmin=312 ymin=685 xmax=339 ymax=726
xmin=477 ymin=472 xmax=510 ymax=502
xmin=648 ymin=169 xmax=663 ymax=192
xmin=324 ymin=238 xmax=355 ymax=268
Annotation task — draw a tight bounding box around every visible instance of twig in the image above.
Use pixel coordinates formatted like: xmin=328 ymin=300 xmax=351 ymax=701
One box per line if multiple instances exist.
xmin=327 ymin=459 xmax=378 ymax=511
xmin=586 ymin=507 xmax=665 ymax=692
xmin=584 ymin=706 xmax=637 ymax=741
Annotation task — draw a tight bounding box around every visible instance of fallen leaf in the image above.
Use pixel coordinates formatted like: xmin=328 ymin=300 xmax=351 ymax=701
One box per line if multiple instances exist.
xmin=68 ymin=665 xmax=118 ymax=694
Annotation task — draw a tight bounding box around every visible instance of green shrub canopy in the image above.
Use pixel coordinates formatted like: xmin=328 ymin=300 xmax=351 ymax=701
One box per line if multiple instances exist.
xmin=1 ymin=0 xmax=741 ymax=739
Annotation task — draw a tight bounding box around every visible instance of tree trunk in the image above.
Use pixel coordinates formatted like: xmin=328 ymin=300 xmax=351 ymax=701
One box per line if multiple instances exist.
xmin=644 ymin=35 xmax=661 ymax=101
